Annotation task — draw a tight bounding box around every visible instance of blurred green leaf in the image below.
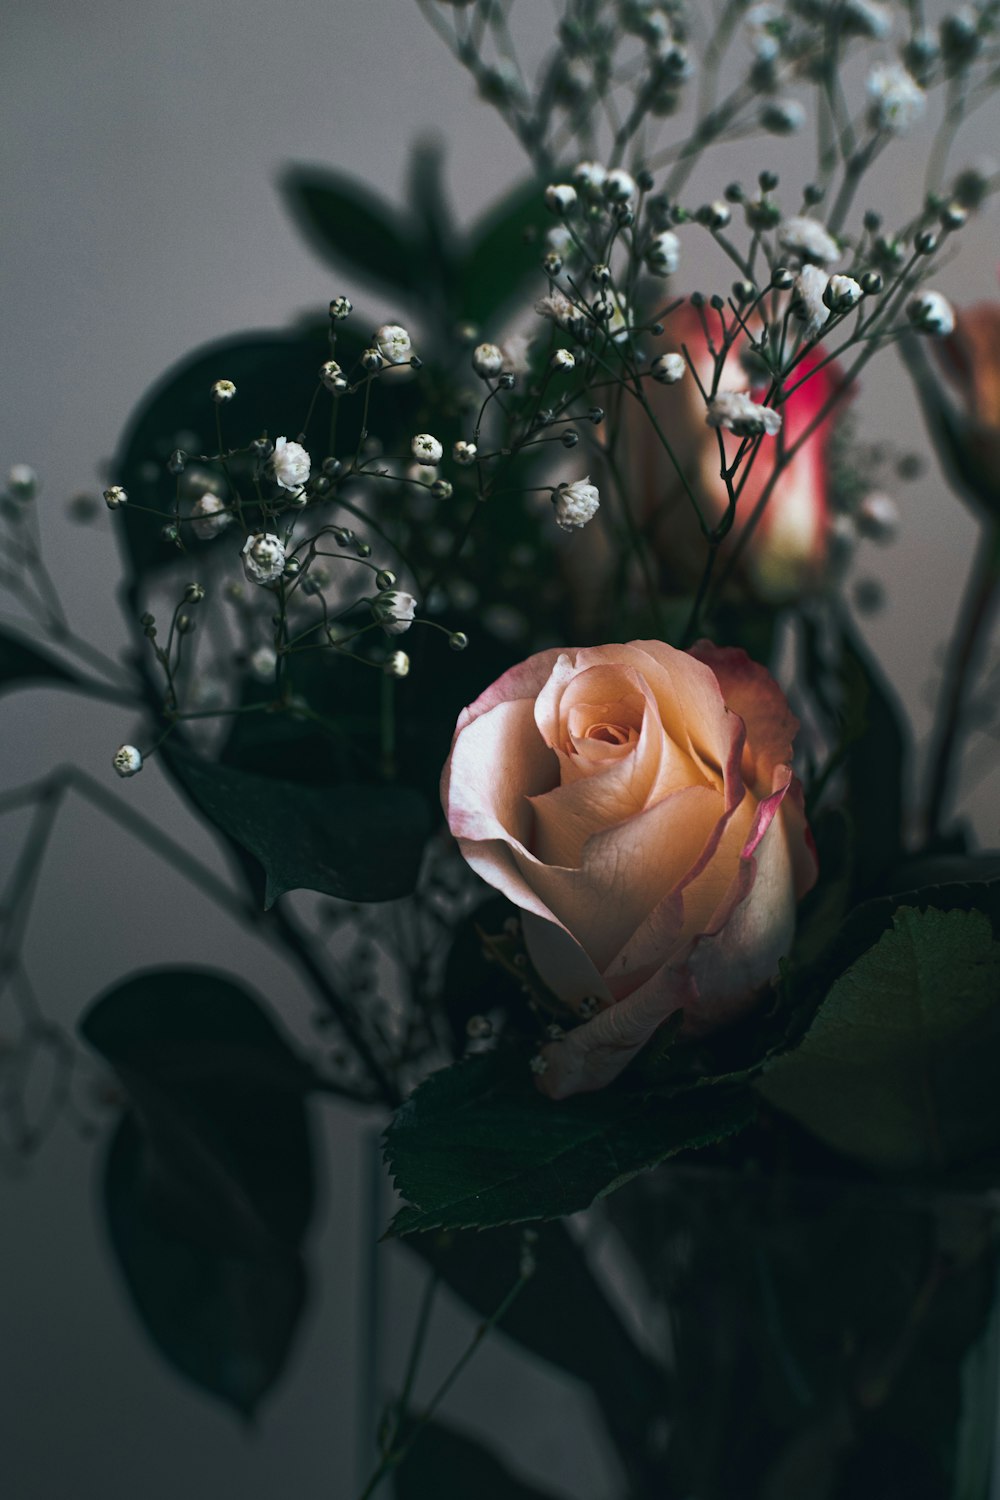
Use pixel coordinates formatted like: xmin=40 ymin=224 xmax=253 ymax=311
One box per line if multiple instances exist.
xmin=114 ymin=326 xmax=335 ymax=581
xmin=167 ymin=743 xmax=430 ymax=908
xmin=458 ymin=179 xmax=550 ymax=327
xmin=758 ymin=906 xmax=1000 ymax=1173
xmin=395 ymin=1420 xmax=562 ymax=1499
xmin=0 ymin=626 xmax=79 ymax=694
xmin=385 ymin=1051 xmax=753 ymax=1233
xmin=407 ymin=138 xmax=459 ymax=314
xmin=81 ymin=968 xmax=317 ymax=1417
xmin=280 ymin=165 xmax=423 ymax=296
xmin=838 ymin=623 xmax=908 ymax=893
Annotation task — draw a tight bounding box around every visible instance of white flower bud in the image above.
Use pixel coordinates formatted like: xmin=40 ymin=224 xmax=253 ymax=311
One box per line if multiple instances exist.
xmin=867 ymin=63 xmax=926 ymax=134
xmin=271 ymin=437 xmax=311 ymax=492
xmin=113 ymin=744 xmax=143 ymax=778
xmin=645 ymin=230 xmax=681 ymax=275
xmin=551 ymin=348 xmax=576 ymax=371
xmin=386 ymin=649 xmax=410 ymax=678
xmin=778 ymin=216 xmax=841 ymax=265
xmin=361 ymin=347 xmax=384 ymax=371
xmin=8 ymin=464 xmax=37 ymax=499
xmin=472 ymin=342 xmax=504 ymax=379
xmin=329 ymin=296 xmax=353 ymax=320
xmin=411 ymin=433 xmax=443 ymax=465
xmin=760 ymin=99 xmax=806 ymax=134
xmin=249 ymin=644 xmax=277 ymax=681
xmin=242 ymin=532 xmax=286 ymax=585
xmin=791 ymin=264 xmax=831 ymax=341
xmin=651 ymin=352 xmax=686 ymax=384
xmin=907 ymin=290 xmax=955 ymax=337
xmin=702 ymin=200 xmax=731 ymax=230
xmin=553 ymin=477 xmax=600 ymax=531
xmin=453 ymin=440 xmax=478 ymax=466
xmin=573 ymin=160 xmax=606 ymax=197
xmin=706 ymin=392 xmax=782 ymax=437
xmin=373 ymin=589 xmax=418 ymax=635
xmin=824 ymin=274 xmax=864 ymax=313
xmin=320 ymin=360 xmax=347 ymax=392
xmin=103 ymin=485 xmax=128 ymax=510
xmin=373 ymin=323 xmax=412 ymax=364
xmin=211 ymin=379 xmax=236 ymax=403
xmin=603 ymin=169 xmax=637 ymax=203
xmin=856 ymin=491 xmax=899 ymax=542
xmin=545 ymin=183 xmax=578 ymax=216
xmin=191 ymin=491 xmax=231 ymax=540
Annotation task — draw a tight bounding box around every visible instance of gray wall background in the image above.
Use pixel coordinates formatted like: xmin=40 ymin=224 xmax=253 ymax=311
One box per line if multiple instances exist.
xmin=1 ymin=2 xmax=998 ymax=1498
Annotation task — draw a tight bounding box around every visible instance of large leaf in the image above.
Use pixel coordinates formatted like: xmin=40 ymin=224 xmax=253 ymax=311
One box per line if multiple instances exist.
xmin=837 ymin=621 xmax=908 ymax=894
xmin=113 ymin=325 xmax=337 ymax=582
xmin=758 ymin=906 xmax=1000 ymax=1173
xmin=458 ymin=179 xmax=550 ymax=328
xmin=80 ymin=968 xmax=317 ymax=1416
xmin=385 ymin=1051 xmax=753 ymax=1233
xmin=0 ymin=626 xmax=79 ymax=693
xmin=395 ymin=1420 xmax=562 ymax=1499
xmin=280 ymin=165 xmax=424 ymax=296
xmin=167 ymin=744 xmax=431 ymax=908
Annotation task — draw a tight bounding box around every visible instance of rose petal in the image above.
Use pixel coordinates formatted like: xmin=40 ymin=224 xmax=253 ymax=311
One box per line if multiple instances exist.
xmin=688 ymin=640 xmax=800 ymax=801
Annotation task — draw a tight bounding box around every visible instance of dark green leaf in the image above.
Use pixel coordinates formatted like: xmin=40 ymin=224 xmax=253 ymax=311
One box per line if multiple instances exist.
xmin=0 ymin=626 xmax=78 ymax=694
xmin=395 ymin=1420 xmax=562 ymax=1499
xmin=167 ymin=744 xmax=431 ymax=908
xmin=758 ymin=907 xmax=1000 ymax=1172
xmin=280 ymin=165 xmax=422 ymax=296
xmin=458 ymin=180 xmax=550 ymax=327
xmin=385 ymin=1051 xmax=753 ymax=1232
xmin=81 ymin=968 xmax=317 ymax=1416
xmin=114 ymin=326 xmax=334 ymax=580
xmin=838 ymin=622 xmax=908 ymax=893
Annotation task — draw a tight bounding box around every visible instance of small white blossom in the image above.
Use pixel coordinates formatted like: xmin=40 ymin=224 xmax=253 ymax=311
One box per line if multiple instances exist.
xmin=373 ymin=590 xmax=418 ymax=635
xmin=744 ymin=3 xmax=783 ymax=60
xmin=271 ymin=437 xmax=311 ymax=492
xmin=472 ymin=342 xmax=504 ymax=379
xmin=374 ymin=323 xmax=412 ymax=364
xmin=453 ymin=440 xmax=478 ymax=466
xmin=211 ymin=379 xmax=236 ymax=403
xmin=551 ymin=348 xmax=576 ymax=371
xmin=103 ymin=485 xmax=128 ymax=510
xmin=867 ymin=63 xmax=926 ymax=134
xmin=329 ymin=296 xmax=353 ymax=320
xmin=706 ymin=392 xmax=782 ymax=437
xmin=242 ymin=532 xmax=286 ymax=585
xmin=386 ymin=650 xmax=410 ymax=678
xmin=603 ymin=169 xmax=637 ymax=203
xmin=792 ymin=264 xmax=831 ymax=340
xmin=320 ymin=359 xmax=347 ymax=392
xmin=857 ymin=491 xmax=899 ymax=542
xmin=249 ymin=645 xmax=277 ymax=681
xmin=824 ymin=274 xmax=864 ymax=313
xmin=411 ymin=433 xmax=443 ymax=465
xmin=646 ymin=230 xmax=681 ymax=275
xmin=553 ymin=477 xmax=600 ymax=531
xmin=545 ymin=183 xmax=578 ymax=216
xmin=535 ymin=291 xmax=580 ymax=330
xmin=8 ymin=464 xmax=37 ymax=498
xmin=907 ymin=290 xmax=955 ymax=337
xmin=778 ymin=216 xmax=841 ymax=265
xmin=191 ymin=491 xmax=231 ymax=540
xmin=703 ymin=200 xmax=731 ymax=230
xmin=113 ymin=744 xmax=143 ymax=778
xmin=651 ymin=352 xmax=687 ymax=384
xmin=573 ymin=160 xmax=607 ymax=197
xmin=500 ymin=334 xmax=533 ymax=375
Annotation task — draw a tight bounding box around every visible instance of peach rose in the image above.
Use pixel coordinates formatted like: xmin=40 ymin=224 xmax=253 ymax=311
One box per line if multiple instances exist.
xmin=442 ymin=639 xmax=816 ymax=1098
xmin=633 ymin=303 xmax=846 ymax=603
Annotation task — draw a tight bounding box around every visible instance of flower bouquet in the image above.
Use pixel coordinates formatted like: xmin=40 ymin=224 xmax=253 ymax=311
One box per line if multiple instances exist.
xmin=5 ymin=1 xmax=1000 ymax=1496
